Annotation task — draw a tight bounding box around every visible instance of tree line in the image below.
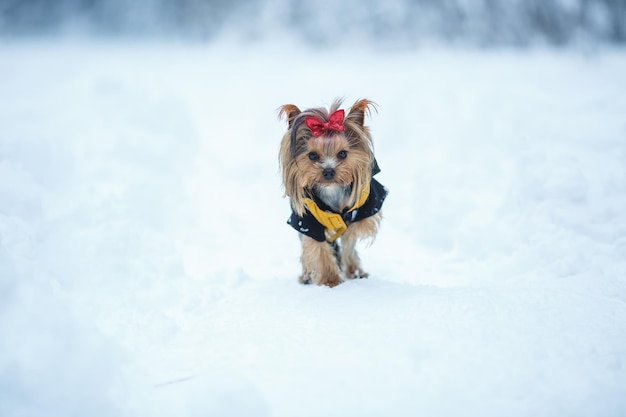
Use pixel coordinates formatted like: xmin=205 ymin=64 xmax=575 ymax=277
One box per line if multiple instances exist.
xmin=1 ymin=0 xmax=624 ymax=45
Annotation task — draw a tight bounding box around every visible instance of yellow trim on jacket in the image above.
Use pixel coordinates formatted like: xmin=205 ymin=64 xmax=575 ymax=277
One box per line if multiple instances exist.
xmin=302 ymin=184 xmax=370 ymax=243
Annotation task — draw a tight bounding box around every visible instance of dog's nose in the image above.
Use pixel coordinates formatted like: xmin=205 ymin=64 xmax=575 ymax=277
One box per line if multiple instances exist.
xmin=323 ymin=168 xmax=335 ymax=180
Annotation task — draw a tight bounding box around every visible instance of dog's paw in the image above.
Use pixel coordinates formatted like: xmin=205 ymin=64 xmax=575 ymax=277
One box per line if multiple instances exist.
xmin=345 ymin=264 xmax=369 ymax=279
xmin=298 ymin=273 xmax=313 ymax=285
xmin=318 ymin=273 xmax=343 ymax=287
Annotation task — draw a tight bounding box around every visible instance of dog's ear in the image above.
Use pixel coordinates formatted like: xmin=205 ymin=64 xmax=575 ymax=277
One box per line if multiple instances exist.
xmin=347 ymin=99 xmax=376 ymax=126
xmin=278 ymin=104 xmax=301 ymax=128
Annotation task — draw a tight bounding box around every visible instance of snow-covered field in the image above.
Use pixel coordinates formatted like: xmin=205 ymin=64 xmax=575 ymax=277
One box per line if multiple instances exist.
xmin=1 ymin=40 xmax=626 ymax=416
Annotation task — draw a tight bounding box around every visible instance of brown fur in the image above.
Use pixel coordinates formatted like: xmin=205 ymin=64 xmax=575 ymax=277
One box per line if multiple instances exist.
xmin=279 ymin=98 xmax=383 ymax=287
xmin=340 ymin=213 xmax=381 ymax=279
xmin=299 ymin=236 xmax=343 ymax=287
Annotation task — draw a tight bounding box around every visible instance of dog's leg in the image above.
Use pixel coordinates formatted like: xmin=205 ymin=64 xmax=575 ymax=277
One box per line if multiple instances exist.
xmin=340 ymin=212 xmax=382 ymax=279
xmin=299 ymin=235 xmax=343 ymax=287
xmin=340 ymin=235 xmax=367 ymax=279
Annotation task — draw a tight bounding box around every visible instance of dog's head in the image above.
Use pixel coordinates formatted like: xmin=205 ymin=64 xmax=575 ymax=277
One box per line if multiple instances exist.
xmin=279 ymin=98 xmax=376 ymax=216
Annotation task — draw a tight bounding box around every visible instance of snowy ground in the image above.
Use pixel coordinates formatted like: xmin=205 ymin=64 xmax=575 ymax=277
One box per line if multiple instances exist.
xmin=1 ymin=40 xmax=626 ymax=417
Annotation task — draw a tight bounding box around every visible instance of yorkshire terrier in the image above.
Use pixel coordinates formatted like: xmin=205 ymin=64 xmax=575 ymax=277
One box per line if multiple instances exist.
xmin=278 ymin=98 xmax=388 ymax=287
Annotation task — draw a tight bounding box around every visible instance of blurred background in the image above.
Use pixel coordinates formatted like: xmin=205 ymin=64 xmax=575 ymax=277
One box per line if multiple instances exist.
xmin=2 ymin=1 xmax=626 ymax=417
xmin=1 ymin=0 xmax=625 ymax=46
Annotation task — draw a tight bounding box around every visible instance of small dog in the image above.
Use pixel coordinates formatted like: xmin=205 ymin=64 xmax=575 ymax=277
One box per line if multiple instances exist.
xmin=278 ymin=98 xmax=388 ymax=287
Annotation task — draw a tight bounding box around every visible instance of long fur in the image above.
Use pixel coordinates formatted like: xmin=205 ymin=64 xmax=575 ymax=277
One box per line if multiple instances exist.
xmin=278 ymin=98 xmax=382 ymax=287
xmin=279 ymin=98 xmax=377 ymax=216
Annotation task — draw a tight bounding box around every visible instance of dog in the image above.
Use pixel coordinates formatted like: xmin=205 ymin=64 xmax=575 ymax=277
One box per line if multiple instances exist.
xmin=278 ymin=98 xmax=387 ymax=287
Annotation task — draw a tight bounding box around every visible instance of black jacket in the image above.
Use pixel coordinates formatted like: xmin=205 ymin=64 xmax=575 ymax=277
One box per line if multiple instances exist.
xmin=287 ymin=172 xmax=388 ymax=243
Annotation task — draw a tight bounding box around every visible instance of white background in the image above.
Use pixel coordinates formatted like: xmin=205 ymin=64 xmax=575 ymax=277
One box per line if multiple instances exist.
xmin=1 ymin=41 xmax=625 ymax=416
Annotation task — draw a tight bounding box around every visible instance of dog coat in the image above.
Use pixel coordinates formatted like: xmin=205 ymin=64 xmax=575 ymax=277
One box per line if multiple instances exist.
xmin=287 ymin=172 xmax=387 ymax=243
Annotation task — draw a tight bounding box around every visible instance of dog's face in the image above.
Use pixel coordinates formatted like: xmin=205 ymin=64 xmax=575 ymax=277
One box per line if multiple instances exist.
xmin=296 ymin=132 xmax=367 ymax=190
xmin=279 ymin=99 xmax=376 ymax=215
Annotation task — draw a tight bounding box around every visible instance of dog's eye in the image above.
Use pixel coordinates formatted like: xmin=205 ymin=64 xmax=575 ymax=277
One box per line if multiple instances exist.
xmin=337 ymin=150 xmax=348 ymax=160
xmin=308 ymin=152 xmax=319 ymax=161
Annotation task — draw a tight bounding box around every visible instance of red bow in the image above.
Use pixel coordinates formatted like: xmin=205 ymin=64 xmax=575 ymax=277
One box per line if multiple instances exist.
xmin=305 ymin=110 xmax=345 ymax=137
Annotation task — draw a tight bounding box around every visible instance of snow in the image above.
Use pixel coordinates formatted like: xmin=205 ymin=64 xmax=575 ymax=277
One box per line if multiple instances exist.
xmin=1 ymin=40 xmax=626 ymax=416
